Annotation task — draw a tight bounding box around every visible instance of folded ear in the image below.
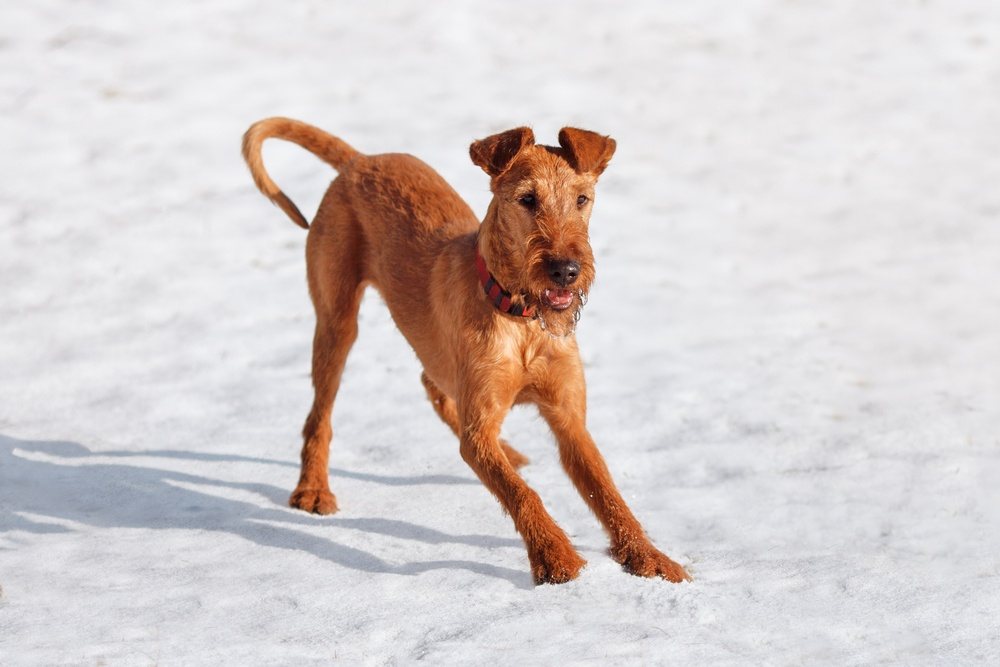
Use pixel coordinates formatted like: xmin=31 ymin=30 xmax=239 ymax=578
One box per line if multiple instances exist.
xmin=470 ymin=127 xmax=535 ymax=176
xmin=557 ymin=127 xmax=617 ymax=176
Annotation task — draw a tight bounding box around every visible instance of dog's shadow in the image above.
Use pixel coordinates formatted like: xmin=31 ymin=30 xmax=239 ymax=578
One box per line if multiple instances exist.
xmin=0 ymin=434 xmax=531 ymax=589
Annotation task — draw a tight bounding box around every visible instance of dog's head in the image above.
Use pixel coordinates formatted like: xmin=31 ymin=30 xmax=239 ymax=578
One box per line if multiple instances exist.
xmin=471 ymin=126 xmax=616 ymax=335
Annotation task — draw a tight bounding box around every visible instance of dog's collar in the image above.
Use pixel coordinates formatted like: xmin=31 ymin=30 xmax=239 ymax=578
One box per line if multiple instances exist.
xmin=475 ymin=249 xmax=535 ymax=318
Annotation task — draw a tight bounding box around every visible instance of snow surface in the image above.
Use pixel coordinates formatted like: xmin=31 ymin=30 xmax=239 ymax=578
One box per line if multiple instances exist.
xmin=2 ymin=1 xmax=1000 ymax=664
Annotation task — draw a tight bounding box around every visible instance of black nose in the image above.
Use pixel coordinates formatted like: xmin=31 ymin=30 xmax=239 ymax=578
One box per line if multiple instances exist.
xmin=545 ymin=258 xmax=580 ymax=287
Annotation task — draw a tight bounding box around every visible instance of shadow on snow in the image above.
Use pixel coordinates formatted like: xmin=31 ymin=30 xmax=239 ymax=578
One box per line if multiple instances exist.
xmin=0 ymin=434 xmax=530 ymax=589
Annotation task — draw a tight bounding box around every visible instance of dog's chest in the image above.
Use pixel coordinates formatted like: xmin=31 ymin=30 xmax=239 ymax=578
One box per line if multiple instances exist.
xmin=499 ymin=327 xmax=573 ymax=396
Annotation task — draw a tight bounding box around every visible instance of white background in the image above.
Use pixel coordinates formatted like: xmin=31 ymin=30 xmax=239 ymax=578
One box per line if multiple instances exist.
xmin=2 ymin=1 xmax=999 ymax=664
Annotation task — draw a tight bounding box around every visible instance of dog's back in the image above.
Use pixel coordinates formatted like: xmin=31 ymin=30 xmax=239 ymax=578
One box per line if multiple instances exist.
xmin=243 ymin=118 xmax=479 ymax=307
xmin=320 ymin=151 xmax=478 ymax=276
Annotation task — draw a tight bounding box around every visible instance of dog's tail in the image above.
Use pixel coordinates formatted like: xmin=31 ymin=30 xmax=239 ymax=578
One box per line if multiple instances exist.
xmin=242 ymin=117 xmax=360 ymax=229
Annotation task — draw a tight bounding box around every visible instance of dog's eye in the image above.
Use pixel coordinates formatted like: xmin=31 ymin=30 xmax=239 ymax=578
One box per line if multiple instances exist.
xmin=518 ymin=193 xmax=537 ymax=209
xmin=577 ymin=195 xmax=589 ymax=207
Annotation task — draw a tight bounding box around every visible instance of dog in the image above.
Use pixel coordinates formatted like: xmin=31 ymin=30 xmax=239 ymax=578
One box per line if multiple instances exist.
xmin=242 ymin=118 xmax=690 ymax=584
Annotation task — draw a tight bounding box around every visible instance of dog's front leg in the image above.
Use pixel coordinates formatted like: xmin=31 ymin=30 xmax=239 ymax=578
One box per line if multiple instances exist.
xmin=537 ymin=365 xmax=690 ymax=583
xmin=458 ymin=389 xmax=586 ymax=584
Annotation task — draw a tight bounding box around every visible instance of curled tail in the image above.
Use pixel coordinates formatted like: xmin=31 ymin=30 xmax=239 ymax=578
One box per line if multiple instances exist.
xmin=242 ymin=117 xmax=360 ymax=229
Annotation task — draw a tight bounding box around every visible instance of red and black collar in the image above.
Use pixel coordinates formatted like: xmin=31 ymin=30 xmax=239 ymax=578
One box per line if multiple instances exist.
xmin=475 ymin=249 xmax=536 ymax=318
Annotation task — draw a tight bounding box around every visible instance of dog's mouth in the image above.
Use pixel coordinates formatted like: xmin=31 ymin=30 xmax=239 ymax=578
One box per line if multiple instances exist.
xmin=541 ymin=288 xmax=575 ymax=311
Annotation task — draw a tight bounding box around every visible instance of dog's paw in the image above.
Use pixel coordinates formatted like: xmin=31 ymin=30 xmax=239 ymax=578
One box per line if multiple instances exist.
xmin=613 ymin=543 xmax=691 ymax=583
xmin=530 ymin=543 xmax=587 ymax=585
xmin=289 ymin=487 xmax=338 ymax=515
xmin=500 ymin=440 xmax=530 ymax=469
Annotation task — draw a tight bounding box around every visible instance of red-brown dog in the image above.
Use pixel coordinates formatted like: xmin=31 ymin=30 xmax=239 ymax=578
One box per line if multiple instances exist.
xmin=243 ymin=119 xmax=689 ymax=584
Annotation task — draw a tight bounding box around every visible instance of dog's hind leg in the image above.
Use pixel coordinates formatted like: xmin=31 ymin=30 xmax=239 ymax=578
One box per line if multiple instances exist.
xmin=421 ymin=372 xmax=529 ymax=468
xmin=290 ymin=195 xmax=366 ymax=514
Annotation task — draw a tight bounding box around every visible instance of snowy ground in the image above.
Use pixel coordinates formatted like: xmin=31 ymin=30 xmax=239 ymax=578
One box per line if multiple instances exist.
xmin=2 ymin=1 xmax=1000 ymax=664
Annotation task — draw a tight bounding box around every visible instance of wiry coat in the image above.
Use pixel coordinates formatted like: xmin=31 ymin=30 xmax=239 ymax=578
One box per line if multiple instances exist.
xmin=242 ymin=119 xmax=689 ymax=584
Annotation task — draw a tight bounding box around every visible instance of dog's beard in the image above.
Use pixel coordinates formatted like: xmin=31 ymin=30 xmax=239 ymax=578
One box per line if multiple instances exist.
xmin=518 ymin=252 xmax=594 ymax=337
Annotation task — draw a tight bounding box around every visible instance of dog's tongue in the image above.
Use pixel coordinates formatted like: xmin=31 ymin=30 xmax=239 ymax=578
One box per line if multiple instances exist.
xmin=543 ymin=288 xmax=575 ymax=310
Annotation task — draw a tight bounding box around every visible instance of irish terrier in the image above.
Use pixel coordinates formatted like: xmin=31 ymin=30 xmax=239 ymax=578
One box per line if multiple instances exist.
xmin=242 ymin=118 xmax=690 ymax=584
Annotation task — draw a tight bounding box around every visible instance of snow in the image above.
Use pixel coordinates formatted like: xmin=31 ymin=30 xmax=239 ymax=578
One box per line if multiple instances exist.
xmin=2 ymin=0 xmax=999 ymax=664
